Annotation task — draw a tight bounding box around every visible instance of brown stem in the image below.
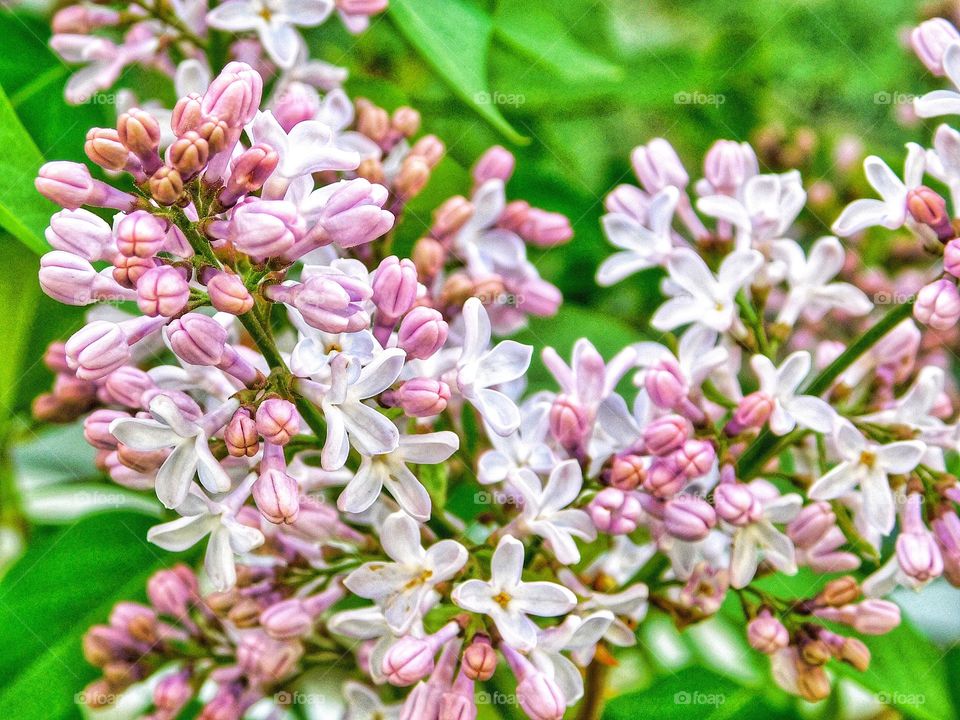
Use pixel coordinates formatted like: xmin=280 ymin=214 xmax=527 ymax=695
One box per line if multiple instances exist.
xmin=577 ymin=657 xmax=609 ymax=720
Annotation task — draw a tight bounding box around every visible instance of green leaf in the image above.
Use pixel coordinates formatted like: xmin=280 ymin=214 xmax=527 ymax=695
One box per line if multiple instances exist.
xmin=388 ymin=0 xmax=526 ymax=144
xmin=602 ymin=666 xmax=787 ymax=720
xmin=0 ymin=82 xmax=53 ymax=254
xmin=0 ymin=512 xmax=188 ymax=718
xmin=493 ymin=0 xmax=623 ymax=84
xmin=417 ymin=461 xmax=448 ymax=509
xmin=0 ymin=236 xmax=41 ymax=436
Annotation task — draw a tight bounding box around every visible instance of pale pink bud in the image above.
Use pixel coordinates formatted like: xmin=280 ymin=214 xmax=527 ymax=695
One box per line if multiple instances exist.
xmin=273 ymin=81 xmax=320 ymax=132
xmin=260 ymin=599 xmax=313 ymax=639
xmin=386 ymin=378 xmax=451 ymax=417
xmin=254 ymin=468 xmax=300 ymax=525
xmin=113 ymin=254 xmax=157 ymax=289
xmin=643 ymin=456 xmax=686 ymax=497
xmin=517 ymin=672 xmax=565 ymax=720
xmin=519 ymin=208 xmax=573 ymax=247
xmin=725 ymin=391 xmax=775 ymax=435
xmin=230 ymin=200 xmax=305 ymax=261
xmin=266 ymin=275 xmax=371 ymax=333
xmin=36 ymin=161 xmax=136 ymax=211
xmin=914 ymin=279 xmax=960 ymax=330
xmin=850 ymin=599 xmax=901 ymax=635
xmin=944 ymin=239 xmax=960 ymax=277
xmin=236 ymin=632 xmax=302 ymax=681
xmin=664 ymin=495 xmax=716 ymax=541
xmin=225 ymin=408 xmax=259 ymax=457
xmin=220 ymin=144 xmax=280 ymax=206
xmin=116 ymin=211 xmax=168 ymax=258
xmin=397 ymin=307 xmax=448 ymax=359
xmin=461 ymin=636 xmax=497 ymax=681
xmin=747 ymin=613 xmax=789 ymax=653
xmin=896 ymin=494 xmax=943 ymax=582
xmin=910 ymin=18 xmax=960 ymax=76
xmin=588 ymin=487 xmax=642 ymax=534
xmin=52 ymin=5 xmax=120 ymax=33
xmin=166 ymin=313 xmax=228 ymax=365
xmin=382 ymin=638 xmax=438 ymax=686
xmin=605 ymin=184 xmax=649 ymax=219
xmin=256 ymin=398 xmax=300 ymax=445
xmin=84 ymin=409 xmax=129 ymax=450
xmin=338 ymin=0 xmax=388 ymax=14
xmin=171 ymin=93 xmax=204 ymax=136
xmin=146 ymin=565 xmax=197 ymax=618
xmin=312 ymin=178 xmax=393 ymax=250
xmin=714 ymin=483 xmax=762 ymax=525
xmin=205 ymin=271 xmax=254 ymax=315
xmin=645 ymin=359 xmax=686 ymax=408
xmin=704 ymin=140 xmax=757 ymax=195
xmin=104 ymin=367 xmax=154 ymax=408
xmin=84 ymin=127 xmax=132 ymax=172
xmin=787 ymin=501 xmax=835 ymax=548
xmin=202 ymin=61 xmax=264 ymax=128
xmin=631 ymin=138 xmax=688 ymax=193
xmin=643 ymin=414 xmax=690 ymax=456
xmin=472 ymin=146 xmax=515 ymax=185
xmin=46 ymin=208 xmax=115 ymax=261
xmin=549 ymin=396 xmax=589 ymax=449
xmin=153 ymin=670 xmax=192 ymax=713
xmin=65 ymin=317 xmax=164 ymax=380
xmin=117 ymin=108 xmax=162 ymax=173
xmin=906 ymin=186 xmax=954 ymax=240
xmin=373 ymin=256 xmax=418 ymax=321
xmin=39 ymin=251 xmax=132 ymax=305
xmin=137 ymin=266 xmax=190 ymax=317
xmin=673 ymin=440 xmax=715 ymax=478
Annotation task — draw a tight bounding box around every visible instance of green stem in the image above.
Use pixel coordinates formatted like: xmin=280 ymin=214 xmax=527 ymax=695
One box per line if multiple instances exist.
xmin=737 ymin=300 xmax=915 ymax=480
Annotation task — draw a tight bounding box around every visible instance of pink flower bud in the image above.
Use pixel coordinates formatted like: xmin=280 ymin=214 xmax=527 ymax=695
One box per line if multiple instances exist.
xmin=312 ymin=178 xmax=393 ymax=250
xmin=606 ymin=454 xmax=646 ymax=490
xmin=52 ymin=5 xmax=120 ymax=33
xmin=171 ymin=93 xmax=203 ymax=136
xmin=386 ymin=378 xmax=451 ymax=417
xmin=472 ymin=146 xmax=515 ymax=185
xmin=664 ymin=495 xmax=716 ymax=541
xmin=65 ymin=317 xmax=164 ymax=380
xmin=373 ymin=256 xmax=418 ymax=321
xmin=643 ymin=414 xmax=690 ymax=456
xmin=137 ymin=266 xmax=190 ymax=317
xmin=673 ymin=440 xmax=716 ymax=478
xmin=605 ymin=184 xmax=649 ymax=219
xmin=725 ymin=391 xmax=775 ymax=435
xmin=914 ymin=279 xmax=960 ymax=330
xmin=104 ymin=367 xmax=154 ymax=408
xmin=225 ymin=408 xmax=259 ymax=457
xmin=549 ymin=396 xmax=589 ymax=449
xmin=260 ymin=599 xmax=313 ymax=639
xmin=266 ymin=275 xmax=371 ymax=333
xmin=382 ymin=637 xmax=438 ymax=686
xmin=906 ymin=186 xmax=954 ymax=240
xmin=39 ymin=250 xmax=133 ymax=305
xmin=36 ymin=161 xmax=136 ymax=211
xmin=643 ymin=456 xmax=686 ymax=497
xmin=202 ymin=61 xmax=264 ymax=128
xmin=117 ymin=109 xmax=162 ymax=174
xmin=588 ymin=487 xmax=642 ymax=534
xmin=166 ymin=313 xmax=228 ymax=365
xmin=221 ymin=144 xmax=280 ymax=206
xmin=397 ymin=307 xmax=448 ymax=359
xmin=519 ymin=208 xmax=573 ymax=247
xmin=116 ymin=211 xmax=168 ymax=258
xmin=703 ymin=140 xmax=757 ymax=195
xmin=850 ymin=599 xmax=901 ymax=635
xmin=645 ymin=359 xmax=686 ymax=409
xmin=944 ymin=239 xmax=960 ymax=277
xmin=236 ymin=632 xmax=302 ymax=682
xmin=46 ymin=208 xmax=114 ymax=261
xmin=747 ymin=613 xmax=789 ymax=653
xmin=461 ymin=637 xmax=497 ymax=681
xmin=714 ymin=483 xmax=762 ymax=525
xmin=229 ymin=200 xmax=305 ymax=261
xmin=516 ymin=277 xmax=562 ymax=317
xmin=273 ymin=81 xmax=320 ymax=132
xmin=147 ymin=565 xmax=198 ymax=618
xmin=207 ymin=271 xmax=255 ymax=315
xmin=631 ymin=138 xmax=688 ymax=193
xmin=517 ymin=672 xmax=565 ymax=720
xmin=84 ymin=409 xmax=129 ymax=449
xmin=153 ymin=670 xmax=192 ymax=713
xmin=910 ymin=18 xmax=960 ymax=76
xmin=256 ymin=399 xmax=300 ymax=445
xmin=896 ymin=494 xmax=943 ymax=583
xmin=787 ymin=501 xmax=835 ymax=548
xmin=254 ymin=468 xmax=301 ymax=525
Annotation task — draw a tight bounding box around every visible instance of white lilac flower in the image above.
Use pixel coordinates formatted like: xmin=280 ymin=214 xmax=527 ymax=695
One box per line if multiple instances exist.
xmin=248 ymin=109 xmax=361 ymax=180
xmin=858 ymin=366 xmax=951 ymax=449
xmin=300 ymin=349 xmax=405 ymax=471
xmin=207 ymin=0 xmax=335 ymax=68
xmin=652 ymin=247 xmax=763 ymax=332
xmin=808 ymin=422 xmax=926 ymax=534
xmin=729 ymin=488 xmax=802 ymax=588
xmin=327 ymin=605 xmax=405 ymax=684
xmin=147 ymin=476 xmax=264 ymax=591
xmin=832 ymin=145 xmax=925 ymax=236
xmin=596 ymin=186 xmax=679 ymax=286
xmin=510 ymin=461 xmax=597 ymax=564
xmin=452 ymin=535 xmax=577 ymax=652
xmin=456 ymin=297 xmax=532 ymax=436
xmin=587 ymin=390 xmax=652 ymax=475
xmin=557 ymin=569 xmax=647 ymax=652
xmin=110 ymin=395 xmax=238 ymax=509
xmin=342 ymin=681 xmax=401 ymax=720
xmin=344 ymin=512 xmax=467 ymax=633
xmin=914 ymin=43 xmax=960 ymax=117
xmin=288 ymin=304 xmax=378 ymax=379
xmin=633 ymin=325 xmax=730 ymax=395
xmin=337 ymin=431 xmax=459 ymax=521
xmin=542 ymin=338 xmax=637 ymax=421
xmin=771 ymin=236 xmax=873 ymax=325
xmin=531 ymin=611 xmax=616 ymax=705
xmin=477 ymin=399 xmax=556 ymax=486
xmin=697 ymin=171 xmax=806 ymax=252
xmin=750 ymin=351 xmax=837 ymax=436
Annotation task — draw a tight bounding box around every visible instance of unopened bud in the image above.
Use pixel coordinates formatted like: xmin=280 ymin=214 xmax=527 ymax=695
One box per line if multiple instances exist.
xmin=148 ymin=166 xmax=184 ymax=205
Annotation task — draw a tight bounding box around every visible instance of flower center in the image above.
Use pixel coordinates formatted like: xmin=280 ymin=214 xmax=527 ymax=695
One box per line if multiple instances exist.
xmin=404 ymin=569 xmax=433 ymax=590
xmin=859 ymin=450 xmax=876 ymax=468
xmin=493 ymin=591 xmax=512 ymax=608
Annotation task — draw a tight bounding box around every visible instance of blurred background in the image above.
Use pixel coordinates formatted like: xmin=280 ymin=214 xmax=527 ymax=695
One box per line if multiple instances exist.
xmin=0 ymin=0 xmax=959 ymax=718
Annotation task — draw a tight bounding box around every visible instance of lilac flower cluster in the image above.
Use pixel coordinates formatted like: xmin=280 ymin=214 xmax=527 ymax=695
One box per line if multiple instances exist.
xmin=27 ymin=7 xmax=960 ymax=720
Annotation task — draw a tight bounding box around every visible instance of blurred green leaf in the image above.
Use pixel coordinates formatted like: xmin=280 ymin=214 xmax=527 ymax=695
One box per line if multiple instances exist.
xmin=0 ymin=512 xmax=185 ymax=719
xmin=388 ymin=0 xmax=526 ymax=144
xmin=0 ymin=83 xmax=52 ymax=254
xmin=417 ymin=461 xmax=449 ymax=509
